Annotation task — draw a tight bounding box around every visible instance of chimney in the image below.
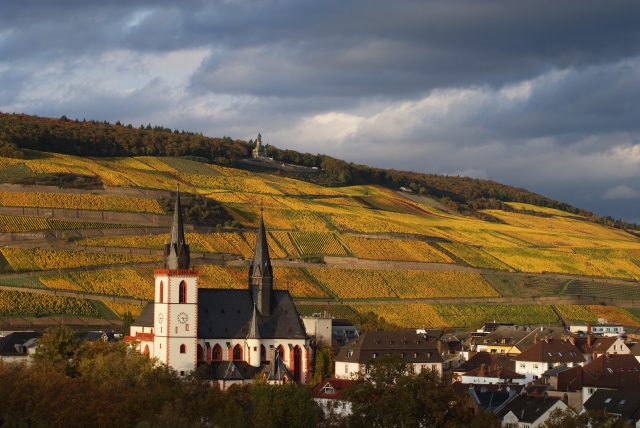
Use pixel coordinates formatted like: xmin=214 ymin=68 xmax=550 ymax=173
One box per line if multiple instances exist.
xmin=587 ymin=335 xmax=592 ymax=346
xmin=545 ymin=335 xmax=549 ymax=343
xmin=605 ymin=352 xmax=609 ymax=357
xmin=534 ymin=335 xmax=539 ymax=344
xmin=569 ymin=337 xmax=575 ymax=345
xmin=593 ymin=352 xmax=597 ymax=361
xmin=562 ymin=393 xmax=569 ymax=405
xmin=587 ymin=323 xmax=592 ymax=335
xmin=479 ymin=364 xmax=486 ymax=376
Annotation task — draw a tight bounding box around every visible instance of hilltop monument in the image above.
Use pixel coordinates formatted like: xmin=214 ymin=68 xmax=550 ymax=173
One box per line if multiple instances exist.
xmin=252 ymin=133 xmax=269 ymax=159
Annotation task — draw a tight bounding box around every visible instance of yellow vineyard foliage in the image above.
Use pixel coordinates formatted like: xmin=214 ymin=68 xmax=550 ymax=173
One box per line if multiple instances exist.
xmin=0 ymin=289 xmax=99 ymax=317
xmin=588 ymin=306 xmax=640 ymax=327
xmin=355 ymin=304 xmax=448 ymax=328
xmin=40 ymin=268 xmax=154 ymax=299
xmin=290 ymin=232 xmax=347 ymax=256
xmin=103 ymin=301 xmax=145 ymax=319
xmin=434 ymin=304 xmax=558 ymax=329
xmin=178 ymin=174 xmax=281 ymax=194
xmin=0 ymin=191 xmax=164 ymax=213
xmin=1 ymin=248 xmax=159 ymax=272
xmin=307 ymin=268 xmax=498 ymax=300
xmin=555 ymin=305 xmax=599 ymax=322
xmin=270 ymin=231 xmax=299 ymax=258
xmin=439 ymin=243 xmax=514 ymax=270
xmin=341 ymin=236 xmax=452 ymax=263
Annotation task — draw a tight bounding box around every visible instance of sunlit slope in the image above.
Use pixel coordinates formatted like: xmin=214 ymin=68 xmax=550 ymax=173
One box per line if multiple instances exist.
xmin=1 ymin=152 xmax=640 ymax=328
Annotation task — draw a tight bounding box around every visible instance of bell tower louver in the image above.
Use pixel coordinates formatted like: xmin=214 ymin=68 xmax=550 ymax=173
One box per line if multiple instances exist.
xmin=249 ymin=211 xmax=273 ymax=316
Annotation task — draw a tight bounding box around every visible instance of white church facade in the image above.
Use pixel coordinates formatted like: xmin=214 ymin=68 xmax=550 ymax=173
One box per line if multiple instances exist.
xmin=127 ymin=191 xmax=311 ymax=388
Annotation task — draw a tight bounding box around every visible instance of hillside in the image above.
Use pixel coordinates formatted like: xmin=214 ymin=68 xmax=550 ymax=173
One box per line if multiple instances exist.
xmin=2 ymin=112 xmax=633 ymax=230
xmin=0 ymin=149 xmax=639 ymax=332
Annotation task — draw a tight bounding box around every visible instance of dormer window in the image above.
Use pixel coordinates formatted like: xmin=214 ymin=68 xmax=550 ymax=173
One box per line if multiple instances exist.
xmin=346 ymin=350 xmax=353 ymax=357
xmin=413 ymin=352 xmax=418 ymax=358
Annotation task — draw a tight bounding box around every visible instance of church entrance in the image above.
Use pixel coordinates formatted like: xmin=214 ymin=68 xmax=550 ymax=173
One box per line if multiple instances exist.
xmin=293 ymin=346 xmax=302 ymax=382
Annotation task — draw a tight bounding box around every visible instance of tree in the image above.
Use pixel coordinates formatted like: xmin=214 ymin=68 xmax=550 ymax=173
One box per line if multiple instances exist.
xmin=314 ymin=347 xmax=334 ymax=383
xmin=32 ymin=325 xmax=87 ymax=377
xmin=542 ymin=408 xmax=628 ymax=428
xmin=344 ymin=354 xmax=495 ymax=428
xmin=250 ymin=379 xmax=319 ymax=428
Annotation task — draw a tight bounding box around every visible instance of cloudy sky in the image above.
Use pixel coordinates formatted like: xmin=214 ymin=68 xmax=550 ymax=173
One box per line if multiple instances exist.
xmin=2 ymin=1 xmax=640 ymax=221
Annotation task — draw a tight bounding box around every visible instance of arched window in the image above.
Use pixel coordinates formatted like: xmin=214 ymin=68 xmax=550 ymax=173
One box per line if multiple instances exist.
xmin=180 ymin=344 xmax=186 ymax=354
xmin=159 ymin=281 xmax=164 ymax=303
xmin=212 ymin=344 xmax=222 ymax=361
xmin=277 ymin=345 xmax=285 ymax=361
xmin=179 ymin=281 xmax=187 ymax=303
xmin=233 ymin=344 xmax=243 ymax=361
xmin=293 ymin=346 xmax=302 ymax=382
xmin=197 ymin=344 xmax=204 ymax=362
xmin=261 ymin=345 xmax=267 ymax=362
xmin=144 ymin=345 xmax=150 ymax=357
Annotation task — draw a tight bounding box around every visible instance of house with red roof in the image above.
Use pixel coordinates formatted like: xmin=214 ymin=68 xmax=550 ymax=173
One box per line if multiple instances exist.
xmin=312 ymin=378 xmax=354 ymax=418
xmin=513 ymin=336 xmax=585 ymax=383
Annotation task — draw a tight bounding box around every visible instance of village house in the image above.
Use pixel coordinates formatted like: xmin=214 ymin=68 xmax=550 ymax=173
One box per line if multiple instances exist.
xmin=569 ymin=320 xmax=625 ymax=338
xmin=582 ymin=389 xmax=640 ymax=427
xmin=474 ymin=325 xmax=564 ymax=355
xmin=581 ymin=353 xmax=640 ymax=405
xmin=496 ymin=394 xmax=572 ymax=427
xmin=460 ymin=363 xmax=526 ymax=385
xmin=312 ymin=378 xmax=354 ymax=418
xmin=0 ymin=332 xmax=40 ymax=364
xmin=512 ymin=337 xmax=585 ymax=383
xmin=453 ymin=383 xmax=524 ymax=415
xmin=334 ymin=331 xmax=443 ymax=379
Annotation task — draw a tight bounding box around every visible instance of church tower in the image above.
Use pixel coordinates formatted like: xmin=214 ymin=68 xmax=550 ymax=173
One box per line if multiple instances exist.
xmin=154 ymin=188 xmax=199 ymax=375
xmin=249 ymin=211 xmax=273 ymax=316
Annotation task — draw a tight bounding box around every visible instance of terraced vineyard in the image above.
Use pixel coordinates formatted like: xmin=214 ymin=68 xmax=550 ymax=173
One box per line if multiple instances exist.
xmin=0 ymin=248 xmax=160 ymax=272
xmin=341 ymin=235 xmax=452 ymax=263
xmin=2 ymin=149 xmax=640 ymax=329
xmin=0 ymin=289 xmax=99 ymax=317
xmin=0 ymin=215 xmax=149 ymax=232
xmin=307 ymin=268 xmax=498 ymax=300
xmin=290 ymin=232 xmax=347 ymax=256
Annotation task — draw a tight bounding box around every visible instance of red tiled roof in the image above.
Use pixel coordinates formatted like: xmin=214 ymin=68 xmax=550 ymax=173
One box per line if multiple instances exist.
xmin=513 ymin=338 xmax=584 ymax=363
xmin=583 ymin=354 xmax=640 ymax=376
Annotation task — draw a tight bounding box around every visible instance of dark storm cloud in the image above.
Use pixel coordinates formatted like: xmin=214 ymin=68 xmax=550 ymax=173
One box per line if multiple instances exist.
xmin=2 ymin=0 xmax=640 ymax=220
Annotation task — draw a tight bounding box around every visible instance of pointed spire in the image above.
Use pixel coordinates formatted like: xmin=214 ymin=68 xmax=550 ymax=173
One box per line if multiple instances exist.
xmin=248 ymin=209 xmax=273 ymax=316
xmin=163 ymin=184 xmax=190 ymax=270
xmin=249 ymin=209 xmax=272 ymax=278
xmin=170 ymin=185 xmax=185 ymax=247
xmin=247 ymin=303 xmax=260 ymax=339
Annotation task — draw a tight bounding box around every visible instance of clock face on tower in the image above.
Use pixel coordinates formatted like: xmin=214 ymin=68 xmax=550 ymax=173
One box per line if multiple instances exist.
xmin=157 ymin=313 xmax=164 ymax=324
xmin=177 ymin=312 xmax=189 ymax=324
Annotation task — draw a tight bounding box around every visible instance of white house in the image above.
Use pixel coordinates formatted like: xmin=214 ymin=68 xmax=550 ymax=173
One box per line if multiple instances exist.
xmin=569 ymin=320 xmax=624 ymax=337
xmin=312 ymin=378 xmax=354 ymax=418
xmin=498 ymin=395 xmax=571 ymax=427
xmin=334 ymin=331 xmax=443 ymax=379
xmin=512 ymin=337 xmax=585 ymax=383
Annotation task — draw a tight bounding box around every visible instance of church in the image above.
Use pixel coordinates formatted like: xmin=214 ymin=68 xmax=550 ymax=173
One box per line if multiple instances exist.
xmin=127 ymin=191 xmax=311 ymax=388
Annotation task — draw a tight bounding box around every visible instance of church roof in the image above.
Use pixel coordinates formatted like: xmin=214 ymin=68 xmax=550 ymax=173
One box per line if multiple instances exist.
xmin=131 ymin=303 xmax=154 ymax=327
xmin=198 ymin=289 xmax=306 ymax=339
xmin=248 ymin=213 xmax=272 ymax=278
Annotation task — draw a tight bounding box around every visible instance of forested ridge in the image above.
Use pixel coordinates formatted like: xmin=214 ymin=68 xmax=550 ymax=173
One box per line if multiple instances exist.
xmin=0 ymin=112 xmax=634 ymax=229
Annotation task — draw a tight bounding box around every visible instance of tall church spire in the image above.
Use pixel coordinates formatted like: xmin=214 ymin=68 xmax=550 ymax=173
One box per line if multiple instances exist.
xmin=249 ymin=209 xmax=273 ymax=316
xmin=163 ymin=186 xmax=190 ymax=270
